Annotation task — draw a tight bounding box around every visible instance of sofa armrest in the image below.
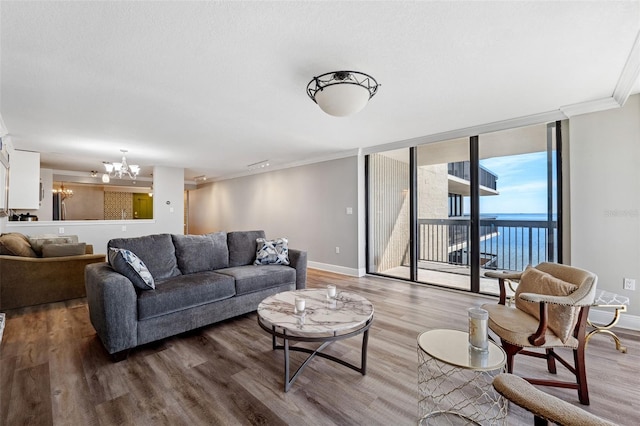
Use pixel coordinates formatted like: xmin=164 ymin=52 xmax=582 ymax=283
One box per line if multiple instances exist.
xmin=288 ymin=249 xmax=307 ymax=289
xmin=0 ymin=253 xmax=106 ymax=310
xmin=85 ymin=262 xmax=138 ymax=355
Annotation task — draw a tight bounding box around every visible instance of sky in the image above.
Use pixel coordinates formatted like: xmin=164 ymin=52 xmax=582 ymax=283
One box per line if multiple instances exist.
xmin=466 ymin=151 xmax=556 ymax=215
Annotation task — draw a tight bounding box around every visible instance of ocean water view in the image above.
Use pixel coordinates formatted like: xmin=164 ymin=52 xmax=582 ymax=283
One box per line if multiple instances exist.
xmin=479 ymin=213 xmax=558 ymax=271
xmin=448 ymin=213 xmax=558 ymax=271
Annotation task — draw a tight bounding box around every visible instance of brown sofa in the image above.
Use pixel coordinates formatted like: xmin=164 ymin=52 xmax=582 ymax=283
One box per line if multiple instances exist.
xmin=0 ymin=233 xmax=105 ymax=310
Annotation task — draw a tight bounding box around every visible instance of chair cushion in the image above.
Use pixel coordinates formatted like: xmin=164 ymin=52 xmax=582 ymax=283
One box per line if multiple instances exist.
xmin=216 ymin=264 xmax=295 ymax=295
xmin=482 ymin=303 xmax=579 ymax=349
xmin=0 ymin=233 xmax=37 ymax=257
xmin=515 ymin=266 xmax=579 ymax=343
xmin=227 ymin=230 xmax=265 ymax=267
xmin=172 ymin=232 xmax=229 ymax=274
xmin=108 ymin=234 xmax=181 ymax=280
xmin=137 ymin=271 xmax=235 ymax=320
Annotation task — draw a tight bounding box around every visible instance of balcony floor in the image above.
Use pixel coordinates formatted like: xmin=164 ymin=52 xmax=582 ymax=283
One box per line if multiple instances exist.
xmin=382 ymin=261 xmax=517 ymax=297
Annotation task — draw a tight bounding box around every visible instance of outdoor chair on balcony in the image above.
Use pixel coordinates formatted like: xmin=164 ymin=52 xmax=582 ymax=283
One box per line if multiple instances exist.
xmin=482 ymin=262 xmax=598 ymax=405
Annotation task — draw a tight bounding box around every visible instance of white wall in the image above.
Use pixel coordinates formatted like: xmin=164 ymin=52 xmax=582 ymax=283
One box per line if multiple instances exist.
xmin=570 ymin=93 xmax=640 ymax=324
xmin=189 ymin=156 xmax=363 ymax=276
xmin=152 ymin=165 xmax=185 ymax=235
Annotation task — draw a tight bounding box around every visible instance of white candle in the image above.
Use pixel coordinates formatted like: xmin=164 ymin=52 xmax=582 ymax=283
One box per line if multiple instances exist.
xmin=468 ymin=307 xmax=489 ymax=351
xmin=327 ymin=285 xmax=337 ymax=298
xmin=469 ymin=346 xmax=489 ymax=368
xmin=295 ymin=297 xmax=305 ymax=313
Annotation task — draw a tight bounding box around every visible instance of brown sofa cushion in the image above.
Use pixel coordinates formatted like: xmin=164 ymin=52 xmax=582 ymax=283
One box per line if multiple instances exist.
xmin=42 ymin=243 xmax=87 ymax=258
xmin=515 ymin=266 xmax=579 ymax=343
xmin=0 ymin=233 xmax=38 ymax=257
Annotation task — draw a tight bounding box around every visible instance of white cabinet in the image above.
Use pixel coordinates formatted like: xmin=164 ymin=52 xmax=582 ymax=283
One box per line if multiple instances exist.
xmin=9 ymin=150 xmax=40 ymax=209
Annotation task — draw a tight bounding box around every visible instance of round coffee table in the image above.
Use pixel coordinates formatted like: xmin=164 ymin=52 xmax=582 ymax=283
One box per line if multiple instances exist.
xmin=257 ymin=288 xmax=374 ymax=392
xmin=417 ymin=329 xmax=508 ymax=425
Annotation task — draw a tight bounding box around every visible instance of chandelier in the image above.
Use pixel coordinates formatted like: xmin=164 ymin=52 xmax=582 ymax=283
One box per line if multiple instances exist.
xmin=306 ymin=71 xmax=379 ymax=117
xmin=53 ymin=183 xmax=73 ymax=200
xmin=102 ymin=149 xmax=140 ymax=183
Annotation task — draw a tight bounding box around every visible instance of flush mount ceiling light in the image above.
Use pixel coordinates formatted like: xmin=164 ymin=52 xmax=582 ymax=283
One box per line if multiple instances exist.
xmin=306 ymin=71 xmax=379 ymax=117
xmin=102 ymin=149 xmax=140 ymax=183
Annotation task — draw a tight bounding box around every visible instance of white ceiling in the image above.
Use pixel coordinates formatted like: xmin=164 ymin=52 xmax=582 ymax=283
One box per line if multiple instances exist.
xmin=1 ymin=1 xmax=639 ymax=181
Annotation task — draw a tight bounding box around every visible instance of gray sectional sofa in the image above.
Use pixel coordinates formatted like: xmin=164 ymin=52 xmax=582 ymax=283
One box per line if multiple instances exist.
xmin=85 ymin=230 xmax=307 ymax=359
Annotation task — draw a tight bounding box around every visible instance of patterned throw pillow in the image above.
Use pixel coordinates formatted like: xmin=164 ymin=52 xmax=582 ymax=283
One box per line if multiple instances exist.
xmin=108 ymin=248 xmax=155 ymax=290
xmin=254 ymin=237 xmax=290 ymax=265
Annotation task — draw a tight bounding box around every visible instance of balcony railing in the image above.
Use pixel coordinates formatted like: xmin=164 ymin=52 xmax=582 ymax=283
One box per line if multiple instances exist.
xmin=418 ymin=217 xmax=557 ymax=272
xmin=448 ymin=161 xmax=498 ymax=190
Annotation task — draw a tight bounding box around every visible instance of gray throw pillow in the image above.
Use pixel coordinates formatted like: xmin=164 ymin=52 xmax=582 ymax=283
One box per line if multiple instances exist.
xmin=254 ymin=237 xmax=290 ymax=265
xmin=28 ymin=235 xmax=77 ymax=256
xmin=108 ymin=248 xmax=155 ymax=291
xmin=41 ymin=242 xmax=86 ymax=258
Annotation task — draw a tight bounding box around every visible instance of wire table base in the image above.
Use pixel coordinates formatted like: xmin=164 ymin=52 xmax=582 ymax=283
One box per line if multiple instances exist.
xmin=417 ymin=330 xmax=507 ymax=425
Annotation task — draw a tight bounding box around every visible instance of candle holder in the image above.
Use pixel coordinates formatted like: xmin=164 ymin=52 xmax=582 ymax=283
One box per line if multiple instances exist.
xmin=326 ymin=284 xmax=337 ymax=299
xmin=295 ymin=297 xmax=306 ymax=314
xmin=468 ymin=307 xmax=489 ymax=352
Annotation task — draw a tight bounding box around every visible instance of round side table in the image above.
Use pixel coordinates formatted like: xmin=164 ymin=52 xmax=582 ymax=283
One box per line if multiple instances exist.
xmin=417 ymin=329 xmax=507 ymax=425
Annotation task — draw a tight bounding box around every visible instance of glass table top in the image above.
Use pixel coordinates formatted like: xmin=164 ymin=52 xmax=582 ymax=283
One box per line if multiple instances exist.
xmin=418 ymin=329 xmax=506 ymax=371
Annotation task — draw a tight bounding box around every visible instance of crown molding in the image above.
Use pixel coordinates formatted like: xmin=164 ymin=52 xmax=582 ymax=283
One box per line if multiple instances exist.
xmin=361 ymin=109 xmax=567 ymax=156
xmin=212 ymin=148 xmax=361 ymax=182
xmin=613 ymin=30 xmax=640 ymax=105
xmin=559 ymin=97 xmax=622 ymax=118
xmin=562 ymin=30 xmax=640 ymax=117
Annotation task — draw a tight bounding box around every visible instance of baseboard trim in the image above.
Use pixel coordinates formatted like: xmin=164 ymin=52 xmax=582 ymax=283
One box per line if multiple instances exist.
xmin=308 ymin=261 xmax=364 ymax=277
xmin=589 ymin=308 xmax=640 ymax=331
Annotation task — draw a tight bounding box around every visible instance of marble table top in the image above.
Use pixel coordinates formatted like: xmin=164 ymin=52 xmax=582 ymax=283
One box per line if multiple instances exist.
xmin=257 ymin=289 xmax=374 ymax=337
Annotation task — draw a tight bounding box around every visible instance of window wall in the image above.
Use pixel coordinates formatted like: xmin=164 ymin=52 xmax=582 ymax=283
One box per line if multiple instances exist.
xmin=367 ymin=122 xmax=562 ymax=295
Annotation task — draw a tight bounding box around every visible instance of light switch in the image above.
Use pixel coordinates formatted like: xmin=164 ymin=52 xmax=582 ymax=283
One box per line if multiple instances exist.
xmin=346 ymin=207 xmax=353 ymax=215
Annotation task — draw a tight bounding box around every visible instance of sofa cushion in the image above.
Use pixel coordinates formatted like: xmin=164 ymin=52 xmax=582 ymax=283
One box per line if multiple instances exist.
xmin=227 ymin=230 xmax=265 ymax=267
xmin=172 ymin=232 xmax=228 ymax=274
xmin=217 ymin=264 xmax=295 ymax=295
xmin=28 ymin=234 xmax=78 ymax=256
xmin=109 ymin=248 xmax=155 ymax=291
xmin=0 ymin=233 xmax=37 ymax=257
xmin=108 ymin=234 xmax=181 ymax=280
xmin=42 ymin=242 xmax=86 ymax=258
xmin=137 ymin=271 xmax=235 ymax=320
xmin=254 ymin=237 xmax=289 ymax=265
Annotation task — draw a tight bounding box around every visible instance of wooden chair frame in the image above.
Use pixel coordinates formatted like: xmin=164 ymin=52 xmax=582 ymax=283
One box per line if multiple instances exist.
xmin=492 ymin=273 xmax=591 ymax=405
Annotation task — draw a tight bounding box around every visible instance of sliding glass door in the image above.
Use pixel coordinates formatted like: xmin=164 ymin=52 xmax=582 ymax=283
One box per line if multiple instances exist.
xmin=367 ymin=148 xmax=411 ymax=279
xmin=477 ymin=123 xmax=560 ymax=295
xmin=414 ymin=138 xmax=471 ymax=290
xmin=366 ymin=122 xmax=562 ymax=295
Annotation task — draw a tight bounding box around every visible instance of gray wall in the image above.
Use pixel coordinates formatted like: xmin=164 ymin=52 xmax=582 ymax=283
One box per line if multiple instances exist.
xmin=570 ymin=93 xmax=640 ymax=321
xmin=189 ymin=156 xmax=362 ymax=275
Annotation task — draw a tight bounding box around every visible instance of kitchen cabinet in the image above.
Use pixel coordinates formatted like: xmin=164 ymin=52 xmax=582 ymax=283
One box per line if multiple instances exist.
xmin=9 ymin=150 xmax=40 ymax=209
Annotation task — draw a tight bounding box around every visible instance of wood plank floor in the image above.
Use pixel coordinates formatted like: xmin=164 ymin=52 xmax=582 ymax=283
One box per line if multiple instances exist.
xmin=1 ymin=269 xmax=639 ymax=425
